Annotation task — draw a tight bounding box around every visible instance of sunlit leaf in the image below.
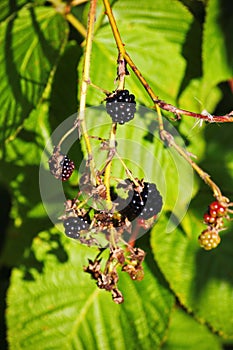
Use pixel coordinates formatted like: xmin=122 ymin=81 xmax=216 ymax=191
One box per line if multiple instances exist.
xmin=0 ymin=6 xmax=68 ymax=143
xmin=151 ymin=211 xmax=233 ymax=339
xmin=162 ymin=307 xmax=222 ymax=350
xmin=7 ymin=229 xmax=174 ymax=350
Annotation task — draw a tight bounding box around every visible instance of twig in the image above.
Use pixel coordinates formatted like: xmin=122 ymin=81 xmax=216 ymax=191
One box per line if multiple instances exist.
xmin=78 ymin=0 xmax=98 ymax=185
xmin=103 ymin=0 xmax=229 ymax=201
xmin=104 ymin=122 xmax=117 ymax=207
xmin=102 ymin=0 xmax=233 ymax=123
xmin=156 ymin=100 xmax=233 ymax=123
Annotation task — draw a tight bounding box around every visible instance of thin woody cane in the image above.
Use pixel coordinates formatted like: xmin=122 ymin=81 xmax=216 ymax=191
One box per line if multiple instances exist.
xmin=102 ymin=0 xmax=230 ymax=203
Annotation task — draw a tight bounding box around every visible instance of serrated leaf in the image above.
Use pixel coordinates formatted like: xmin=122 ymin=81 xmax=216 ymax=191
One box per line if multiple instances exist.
xmin=150 ymin=211 xmax=233 ymax=339
xmin=162 ymin=307 xmax=222 ymax=350
xmin=202 ymin=0 xmax=233 ymax=95
xmin=82 ymin=0 xmax=193 ymax=106
xmin=0 ymin=6 xmax=68 ymax=143
xmin=7 ymin=229 xmax=174 ymax=350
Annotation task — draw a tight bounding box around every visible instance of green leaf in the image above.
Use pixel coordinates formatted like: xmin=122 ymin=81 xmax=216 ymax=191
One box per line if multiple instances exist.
xmin=83 ymin=0 xmax=193 ymax=106
xmin=0 ymin=6 xmax=68 ymax=143
xmin=162 ymin=307 xmax=222 ymax=350
xmin=7 ymin=229 xmax=174 ymax=350
xmin=202 ymin=0 xmax=233 ymax=95
xmin=0 ymin=0 xmax=28 ymax=22
xmin=151 ymin=211 xmax=233 ymax=339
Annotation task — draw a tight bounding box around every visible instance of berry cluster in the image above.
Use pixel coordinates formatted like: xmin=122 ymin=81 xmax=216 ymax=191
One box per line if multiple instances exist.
xmin=119 ymin=179 xmax=163 ymax=221
xmin=198 ymin=229 xmax=221 ymax=251
xmin=203 ymin=201 xmax=227 ymax=224
xmin=49 ymin=147 xmax=75 ymax=182
xmin=106 ymin=90 xmax=136 ymax=124
xmin=199 ymin=200 xmax=228 ymax=250
xmin=63 ymin=215 xmax=90 ymax=239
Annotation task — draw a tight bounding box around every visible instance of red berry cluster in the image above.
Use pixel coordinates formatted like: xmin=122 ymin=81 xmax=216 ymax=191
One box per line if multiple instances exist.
xmin=199 ymin=200 xmax=228 ymax=250
xmin=203 ymin=201 xmax=227 ymax=224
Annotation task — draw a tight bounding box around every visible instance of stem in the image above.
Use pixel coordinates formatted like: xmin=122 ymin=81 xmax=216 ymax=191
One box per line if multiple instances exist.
xmin=117 ymin=53 xmax=126 ymax=90
xmin=103 ymin=0 xmax=228 ymax=201
xmin=115 ymin=152 xmax=140 ymax=187
xmin=66 ymin=13 xmax=87 ymax=38
xmin=87 ymin=80 xmax=111 ymax=95
xmin=156 ymin=100 xmax=233 ymax=123
xmin=78 ymin=0 xmax=98 ymax=185
xmin=155 ymin=104 xmax=165 ymax=136
xmin=103 ymin=0 xmax=233 ymax=123
xmin=104 ymin=123 xmax=117 ymax=207
xmin=103 ymin=0 xmax=157 ymax=102
xmin=103 ymin=53 xmax=129 ymax=207
xmin=57 ymin=123 xmax=77 ymax=148
xmin=71 ymin=0 xmax=89 ymax=6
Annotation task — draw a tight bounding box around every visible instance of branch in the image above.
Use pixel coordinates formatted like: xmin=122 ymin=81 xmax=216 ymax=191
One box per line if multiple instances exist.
xmin=102 ymin=0 xmax=233 ymax=123
xmin=103 ymin=0 xmax=230 ymax=203
xmin=78 ymin=0 xmax=98 ymax=185
xmin=157 ymin=100 xmax=233 ymax=123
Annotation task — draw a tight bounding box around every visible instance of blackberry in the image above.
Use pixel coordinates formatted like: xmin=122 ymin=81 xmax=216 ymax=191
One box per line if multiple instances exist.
xmin=61 ymin=155 xmax=75 ymax=181
xmin=120 ymin=179 xmax=163 ymax=221
xmin=106 ymin=90 xmax=136 ymax=124
xmin=63 ymin=216 xmax=90 ymax=239
xmin=49 ymin=147 xmax=75 ymax=181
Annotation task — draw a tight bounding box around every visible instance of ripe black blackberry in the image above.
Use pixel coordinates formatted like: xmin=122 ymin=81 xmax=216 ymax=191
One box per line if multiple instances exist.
xmin=119 ymin=179 xmax=163 ymax=221
xmin=106 ymin=90 xmax=136 ymax=124
xmin=63 ymin=215 xmax=90 ymax=239
xmin=61 ymin=155 xmax=75 ymax=181
xmin=49 ymin=147 xmax=75 ymax=181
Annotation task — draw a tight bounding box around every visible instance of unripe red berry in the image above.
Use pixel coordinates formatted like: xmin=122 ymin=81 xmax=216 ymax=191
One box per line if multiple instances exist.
xmin=203 ymin=213 xmax=216 ymax=224
xmin=209 ymin=208 xmax=217 ymax=218
xmin=209 ymin=201 xmax=227 ymax=217
xmin=217 ymin=205 xmax=227 ymax=217
xmin=209 ymin=201 xmax=220 ymax=211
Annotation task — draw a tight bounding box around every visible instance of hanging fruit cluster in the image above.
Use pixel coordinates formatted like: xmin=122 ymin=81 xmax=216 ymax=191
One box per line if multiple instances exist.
xmin=48 ymin=67 xmax=164 ymax=302
xmin=199 ymin=200 xmax=232 ymax=250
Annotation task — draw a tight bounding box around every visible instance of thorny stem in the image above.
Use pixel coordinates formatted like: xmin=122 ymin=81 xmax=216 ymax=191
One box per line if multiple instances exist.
xmin=103 ymin=0 xmax=233 ymax=122
xmin=103 ymin=0 xmax=230 ymax=200
xmin=103 ymin=0 xmax=158 ymax=103
xmin=104 ymin=123 xmax=117 ymax=207
xmin=78 ymin=0 xmax=98 ymax=185
xmin=104 ymin=53 xmax=128 ymax=207
xmin=156 ymin=100 xmax=233 ymax=123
